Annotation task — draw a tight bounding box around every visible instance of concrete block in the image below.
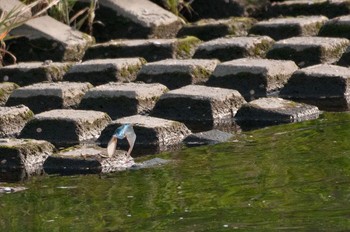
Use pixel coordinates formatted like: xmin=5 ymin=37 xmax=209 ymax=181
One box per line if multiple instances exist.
xmin=150 ymin=85 xmax=246 ymax=131
xmin=0 ymin=61 xmax=73 ymax=86
xmin=136 ymin=59 xmax=219 ymax=89
xmin=63 ymin=58 xmax=145 ymax=85
xmin=0 ymin=0 xmax=31 ymax=22
xmin=44 ymin=144 xmax=134 ymax=175
xmin=236 ymin=97 xmax=320 ymax=130
xmin=193 ymin=36 xmax=274 ymax=61
xmin=183 ymin=129 xmax=234 ymax=147
xmin=0 ymin=138 xmax=54 ymax=172
xmin=0 ymin=82 xmax=18 ymax=106
xmin=337 ymin=46 xmax=350 ymax=67
xmin=207 ymin=58 xmax=298 ymax=101
xmin=249 ymin=16 xmax=328 ymax=40
xmin=319 ymin=15 xmax=350 ymax=39
xmin=0 ymin=105 xmax=33 ymax=138
xmin=6 ymin=82 xmax=93 ymax=113
xmin=76 ymin=0 xmax=183 ymax=42
xmin=7 ymin=15 xmax=94 ymax=62
xmin=280 ymin=64 xmax=350 ymax=111
xmin=79 ymin=82 xmax=168 ymax=119
xmin=83 ymin=37 xmax=201 ymax=62
xmin=19 ymin=109 xmax=111 ymax=147
xmin=177 ymin=17 xmax=257 ymax=41
xmin=266 ymin=36 xmax=349 ymax=67
xmin=98 ymin=115 xmax=191 ymax=154
xmin=266 ymin=0 xmax=350 ymax=19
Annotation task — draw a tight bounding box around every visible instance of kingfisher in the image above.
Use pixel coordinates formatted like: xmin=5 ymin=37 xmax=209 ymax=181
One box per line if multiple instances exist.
xmin=107 ymin=124 xmax=136 ymax=159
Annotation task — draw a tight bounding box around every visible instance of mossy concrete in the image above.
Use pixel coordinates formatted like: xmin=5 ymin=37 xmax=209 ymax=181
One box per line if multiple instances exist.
xmin=0 ymin=82 xmax=18 ymax=106
xmin=136 ymin=58 xmax=219 ymax=89
xmin=266 ymin=36 xmax=349 ymax=67
xmin=193 ymin=36 xmax=275 ymax=61
xmin=19 ymin=109 xmax=111 ymax=147
xmin=235 ymin=97 xmax=320 ymax=130
xmin=0 ymin=105 xmax=33 ymax=138
xmin=0 ymin=62 xmax=73 ymax=86
xmin=280 ymin=64 xmax=350 ymax=111
xmin=151 ymin=85 xmax=246 ymax=132
xmin=177 ymin=17 xmax=257 ymax=41
xmin=6 ymin=82 xmax=93 ymax=113
xmin=207 ymin=58 xmax=298 ymax=101
xmin=63 ymin=58 xmax=145 ymax=85
xmin=83 ymin=37 xmax=201 ymax=62
xmin=249 ymin=16 xmax=328 ymax=40
xmin=98 ymin=115 xmax=191 ymax=155
xmin=79 ymin=82 xmax=168 ymax=119
xmin=7 ymin=15 xmax=94 ymax=62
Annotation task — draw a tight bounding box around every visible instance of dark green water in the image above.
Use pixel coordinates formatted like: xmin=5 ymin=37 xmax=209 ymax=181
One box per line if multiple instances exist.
xmin=2 ymin=112 xmax=350 ymax=231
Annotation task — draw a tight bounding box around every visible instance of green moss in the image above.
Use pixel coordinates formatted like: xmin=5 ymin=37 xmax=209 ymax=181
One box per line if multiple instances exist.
xmin=252 ymin=38 xmax=274 ymax=57
xmin=193 ymin=66 xmax=211 ymax=79
xmin=175 ymin=36 xmax=202 ymax=59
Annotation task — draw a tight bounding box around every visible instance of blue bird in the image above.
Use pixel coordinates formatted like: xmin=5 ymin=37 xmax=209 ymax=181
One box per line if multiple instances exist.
xmin=107 ymin=124 xmax=136 ymax=159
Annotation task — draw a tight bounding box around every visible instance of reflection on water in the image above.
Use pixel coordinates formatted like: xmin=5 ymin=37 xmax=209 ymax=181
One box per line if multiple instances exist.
xmin=1 ymin=112 xmax=350 ymax=231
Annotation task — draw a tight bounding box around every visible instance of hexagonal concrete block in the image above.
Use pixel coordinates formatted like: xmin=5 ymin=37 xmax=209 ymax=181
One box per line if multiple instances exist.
xmin=136 ymin=59 xmax=219 ymax=89
xmin=0 ymin=105 xmax=33 ymax=138
xmin=6 ymin=82 xmax=93 ymax=113
xmin=8 ymin=15 xmax=94 ymax=62
xmin=266 ymin=36 xmax=349 ymax=67
xmin=319 ymin=15 xmax=350 ymax=39
xmin=207 ymin=58 xmax=299 ymax=101
xmin=150 ymin=85 xmax=246 ymax=131
xmin=83 ymin=37 xmax=201 ymax=62
xmin=19 ymin=109 xmax=111 ymax=147
xmin=235 ymin=97 xmax=320 ymax=130
xmin=0 ymin=62 xmax=73 ymax=86
xmin=44 ymin=144 xmax=133 ymax=175
xmin=0 ymin=82 xmax=18 ymax=106
xmin=193 ymin=36 xmax=275 ymax=61
xmin=280 ymin=64 xmax=350 ymax=111
xmin=0 ymin=138 xmax=54 ymax=172
xmin=249 ymin=16 xmax=328 ymax=40
xmin=63 ymin=58 xmax=145 ymax=85
xmin=177 ymin=17 xmax=257 ymax=41
xmin=79 ymin=82 xmax=168 ymax=119
xmin=98 ymin=115 xmax=191 ymax=155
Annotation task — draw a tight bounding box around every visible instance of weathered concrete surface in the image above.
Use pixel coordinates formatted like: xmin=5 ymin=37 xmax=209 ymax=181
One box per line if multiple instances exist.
xmin=249 ymin=16 xmax=328 ymax=40
xmin=235 ymin=97 xmax=320 ymax=130
xmin=177 ymin=17 xmax=257 ymax=41
xmin=193 ymin=36 xmax=274 ymax=61
xmin=79 ymin=82 xmax=168 ymax=119
xmin=7 ymin=15 xmax=94 ymax=62
xmin=319 ymin=15 xmax=350 ymax=39
xmin=83 ymin=37 xmax=201 ymax=62
xmin=0 ymin=138 xmax=54 ymax=172
xmin=183 ymin=129 xmax=234 ymax=147
xmin=0 ymin=61 xmax=73 ymax=86
xmin=265 ymin=0 xmax=350 ymax=19
xmin=76 ymin=0 xmax=183 ymax=42
xmin=0 ymin=0 xmax=31 ymax=24
xmin=19 ymin=109 xmax=111 ymax=147
xmin=98 ymin=115 xmax=191 ymax=155
xmin=136 ymin=59 xmax=219 ymax=89
xmin=337 ymin=46 xmax=350 ymax=67
xmin=279 ymin=64 xmax=350 ymax=111
xmin=150 ymin=85 xmax=246 ymax=132
xmin=0 ymin=105 xmax=33 ymax=138
xmin=266 ymin=36 xmax=349 ymax=67
xmin=63 ymin=58 xmax=145 ymax=85
xmin=207 ymin=58 xmax=299 ymax=101
xmin=0 ymin=82 xmax=18 ymax=106
xmin=181 ymin=0 xmax=246 ymax=22
xmin=6 ymin=82 xmax=93 ymax=113
xmin=44 ymin=144 xmax=134 ymax=175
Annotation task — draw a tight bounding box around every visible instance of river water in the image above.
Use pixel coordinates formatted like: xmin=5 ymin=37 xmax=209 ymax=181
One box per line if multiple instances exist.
xmin=1 ymin=112 xmax=350 ymax=231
